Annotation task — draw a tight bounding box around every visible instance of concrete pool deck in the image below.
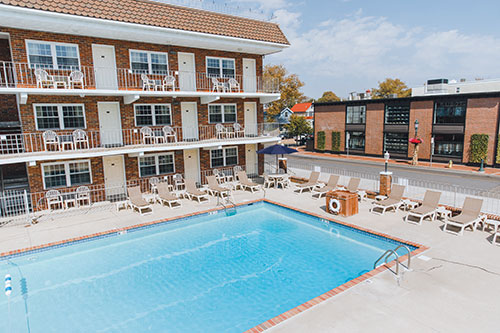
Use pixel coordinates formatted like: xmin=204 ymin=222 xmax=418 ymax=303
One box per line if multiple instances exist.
xmin=0 ymin=187 xmax=499 ymax=332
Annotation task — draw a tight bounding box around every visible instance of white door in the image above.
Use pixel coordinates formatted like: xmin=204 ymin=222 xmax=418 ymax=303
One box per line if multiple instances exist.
xmin=245 ymin=144 xmax=258 ymax=176
xmin=244 ymin=102 xmax=258 ymax=136
xmin=98 ymin=102 xmax=122 ymax=146
xmin=181 ymin=102 xmax=199 ymax=141
xmin=103 ymin=155 xmax=126 ymax=199
xmin=178 ymin=52 xmax=196 ymax=91
xmin=183 ymin=149 xmax=200 ymax=183
xmin=92 ymin=44 xmax=118 ymax=89
xmin=243 ymin=58 xmax=257 ymax=93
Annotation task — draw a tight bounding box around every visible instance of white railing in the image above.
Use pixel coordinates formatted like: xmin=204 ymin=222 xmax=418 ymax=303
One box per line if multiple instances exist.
xmin=0 ymin=123 xmax=280 ymax=156
xmin=200 ymin=163 xmax=260 ymax=185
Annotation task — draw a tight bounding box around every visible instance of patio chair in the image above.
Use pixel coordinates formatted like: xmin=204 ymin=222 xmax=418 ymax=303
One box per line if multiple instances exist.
xmin=295 ymin=171 xmax=320 ymax=193
xmin=213 ymin=169 xmax=226 ymax=184
xmin=443 ymin=197 xmax=484 ymax=236
xmin=211 ymin=77 xmax=225 ymax=92
xmin=140 ymin=126 xmax=154 ymax=144
xmin=216 ymin=123 xmax=233 ymax=139
xmin=233 ymin=123 xmax=245 ymax=137
xmin=276 ymin=173 xmax=291 ymax=189
xmin=127 ymin=186 xmax=153 ymax=215
xmin=156 ymin=182 xmax=181 ymax=208
xmin=42 ymin=130 xmax=60 ymax=151
xmin=370 ymin=184 xmax=406 ymax=215
xmin=141 ymin=74 xmax=155 ymax=91
xmin=263 ymin=174 xmax=275 ymax=188
xmin=227 ymin=78 xmax=240 ymax=92
xmin=405 ymin=190 xmax=442 ymax=225
xmin=206 ymin=175 xmax=230 ymax=198
xmin=34 ymin=68 xmax=55 ymax=88
xmin=311 ymin=174 xmax=339 ymax=199
xmin=162 ymin=125 xmax=177 ymax=143
xmin=185 ymin=179 xmax=209 ymax=203
xmin=149 ymin=177 xmax=160 ymax=194
xmin=160 ymin=75 xmax=176 ymax=91
xmin=75 ymin=186 xmax=91 ymax=207
xmin=46 ymin=189 xmax=63 ymax=210
xmin=237 ymin=171 xmax=260 ymax=193
xmin=68 ymin=70 xmax=84 ymax=89
xmin=173 ymin=173 xmax=185 ymax=190
xmin=72 ymin=129 xmax=89 ymax=149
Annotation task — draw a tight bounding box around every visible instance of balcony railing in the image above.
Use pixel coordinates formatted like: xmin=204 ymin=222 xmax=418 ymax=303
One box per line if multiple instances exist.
xmin=0 ymin=123 xmax=280 ymax=156
xmin=0 ymin=62 xmax=280 ymax=94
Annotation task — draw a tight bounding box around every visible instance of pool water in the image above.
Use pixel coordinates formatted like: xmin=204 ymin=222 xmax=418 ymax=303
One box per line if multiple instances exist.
xmin=0 ymin=202 xmax=415 ymax=332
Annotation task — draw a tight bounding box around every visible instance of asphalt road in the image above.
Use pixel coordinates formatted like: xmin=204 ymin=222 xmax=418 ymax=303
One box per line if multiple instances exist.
xmin=286 ymin=154 xmax=500 ymax=191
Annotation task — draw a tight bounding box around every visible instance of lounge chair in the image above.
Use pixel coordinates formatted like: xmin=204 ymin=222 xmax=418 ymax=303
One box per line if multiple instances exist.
xmin=443 ymin=197 xmax=484 ymax=236
xmin=295 ymin=171 xmax=320 ymax=193
xmin=156 ymin=182 xmax=181 ymax=208
xmin=237 ymin=171 xmax=260 ymax=193
xmin=185 ymin=179 xmax=209 ymax=203
xmin=345 ymin=177 xmax=361 ymax=192
xmin=127 ymin=186 xmax=153 ymax=215
xmin=206 ymin=175 xmax=231 ymax=198
xmin=370 ymin=184 xmax=406 ymax=215
xmin=311 ymin=174 xmax=339 ymax=199
xmin=404 ymin=190 xmax=441 ymax=225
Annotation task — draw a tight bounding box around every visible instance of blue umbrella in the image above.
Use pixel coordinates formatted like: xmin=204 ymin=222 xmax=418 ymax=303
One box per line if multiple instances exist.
xmin=257 ymin=144 xmax=298 ymax=172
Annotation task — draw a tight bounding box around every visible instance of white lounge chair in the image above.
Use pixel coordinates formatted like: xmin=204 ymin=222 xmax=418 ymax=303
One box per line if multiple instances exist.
xmin=156 ymin=182 xmax=181 ymax=208
xmin=311 ymin=174 xmax=339 ymax=199
xmin=237 ymin=171 xmax=260 ymax=193
xmin=443 ymin=197 xmax=484 ymax=236
xmin=295 ymin=171 xmax=320 ymax=193
xmin=405 ymin=190 xmax=442 ymax=225
xmin=206 ymin=175 xmax=231 ymax=198
xmin=185 ymin=179 xmax=209 ymax=203
xmin=127 ymin=186 xmax=153 ymax=215
xmin=370 ymin=184 xmax=406 ymax=215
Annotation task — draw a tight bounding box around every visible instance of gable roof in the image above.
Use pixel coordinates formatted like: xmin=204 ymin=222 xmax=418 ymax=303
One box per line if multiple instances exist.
xmin=291 ymin=102 xmax=312 ymax=113
xmin=0 ymin=0 xmax=289 ymax=45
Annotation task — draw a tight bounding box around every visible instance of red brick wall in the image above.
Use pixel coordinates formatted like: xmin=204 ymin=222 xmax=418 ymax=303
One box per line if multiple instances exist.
xmin=365 ymin=103 xmax=384 ymax=155
xmin=463 ymin=98 xmax=500 ymax=165
xmin=314 ymin=104 xmax=346 ymax=151
xmin=0 ymin=95 xmax=19 ymax=123
xmin=409 ymin=100 xmax=433 ymax=159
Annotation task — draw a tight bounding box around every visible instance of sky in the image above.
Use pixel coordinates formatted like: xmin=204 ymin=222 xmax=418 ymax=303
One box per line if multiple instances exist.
xmin=162 ymin=0 xmax=500 ymax=99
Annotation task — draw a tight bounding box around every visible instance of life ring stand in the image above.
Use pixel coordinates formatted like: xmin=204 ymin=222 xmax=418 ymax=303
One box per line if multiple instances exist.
xmin=329 ymin=198 xmax=341 ymax=214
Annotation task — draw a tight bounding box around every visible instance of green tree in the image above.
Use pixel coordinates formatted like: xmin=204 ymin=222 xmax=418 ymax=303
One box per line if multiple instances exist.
xmin=285 ymin=114 xmax=312 ymax=140
xmin=372 ymin=78 xmax=411 ymax=99
xmin=264 ymin=64 xmax=306 ymax=119
xmin=316 ymin=91 xmax=341 ymax=103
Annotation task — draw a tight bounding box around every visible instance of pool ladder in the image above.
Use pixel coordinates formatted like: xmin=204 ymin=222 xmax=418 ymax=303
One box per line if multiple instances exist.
xmin=373 ymin=245 xmax=412 ymax=277
xmin=217 ymin=195 xmax=237 ymax=216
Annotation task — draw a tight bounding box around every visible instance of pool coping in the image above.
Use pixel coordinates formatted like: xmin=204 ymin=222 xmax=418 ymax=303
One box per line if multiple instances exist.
xmin=0 ymin=198 xmax=429 ymax=332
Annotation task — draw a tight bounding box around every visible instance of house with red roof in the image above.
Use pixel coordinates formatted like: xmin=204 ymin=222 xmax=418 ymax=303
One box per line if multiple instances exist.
xmin=291 ymin=102 xmax=314 ymax=124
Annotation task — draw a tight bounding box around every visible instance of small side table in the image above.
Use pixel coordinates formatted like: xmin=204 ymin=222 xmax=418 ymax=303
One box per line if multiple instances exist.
xmin=357 ymin=190 xmax=367 ymax=201
xmin=436 ymin=206 xmax=452 ymax=220
xmin=402 ymin=199 xmax=419 ymax=211
xmin=116 ymin=201 xmax=129 ymax=212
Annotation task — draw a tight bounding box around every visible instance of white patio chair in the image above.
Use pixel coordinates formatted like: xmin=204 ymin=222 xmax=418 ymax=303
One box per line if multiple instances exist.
xmin=46 ymin=190 xmax=63 ymax=210
xmin=162 ymin=125 xmax=177 ymax=142
xmin=140 ymin=126 xmax=154 ymax=144
xmin=173 ymin=173 xmax=185 ymax=191
xmin=72 ymin=129 xmax=89 ymax=149
xmin=42 ymin=130 xmax=60 ymax=151
xmin=68 ymin=70 xmax=84 ymax=89
xmin=213 ymin=168 xmax=225 ymax=183
xmin=211 ymin=77 xmax=225 ymax=92
xmin=227 ymin=78 xmax=240 ymax=92
xmin=149 ymin=177 xmax=160 ymax=194
xmin=162 ymin=75 xmax=176 ymax=91
xmin=34 ymin=68 xmax=55 ymax=89
xmin=141 ymin=74 xmax=155 ymax=91
xmin=216 ymin=123 xmax=233 ymax=139
xmin=76 ymin=186 xmax=91 ymax=207
xmin=233 ymin=123 xmax=245 ymax=137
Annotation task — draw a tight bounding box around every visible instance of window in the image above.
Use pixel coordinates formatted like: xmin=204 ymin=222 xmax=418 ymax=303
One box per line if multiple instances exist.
xmin=346 ymin=131 xmax=365 ymax=150
xmin=385 ymin=103 xmax=410 ymax=124
xmin=434 ymin=100 xmax=466 ymax=124
xmin=208 ymin=104 xmax=237 ymax=123
xmin=139 ymin=153 xmax=175 ymax=177
xmin=346 ymin=105 xmax=366 ymax=124
xmin=130 ymin=50 xmax=168 ymax=74
xmin=134 ymin=104 xmax=172 ymax=126
xmin=384 ymin=132 xmax=408 ymax=154
xmin=42 ymin=160 xmax=91 ymax=189
xmin=433 ymin=134 xmax=464 ymax=157
xmin=26 ymin=40 xmax=79 ymax=69
xmin=210 ymin=147 xmax=238 ymax=168
xmin=34 ymin=104 xmax=85 ymax=130
xmin=206 ymin=57 xmax=235 ymax=77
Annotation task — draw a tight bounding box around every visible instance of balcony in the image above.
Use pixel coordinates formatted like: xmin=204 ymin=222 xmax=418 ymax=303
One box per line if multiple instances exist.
xmin=0 ymin=62 xmax=280 ymax=103
xmin=0 ymin=123 xmax=280 ymax=164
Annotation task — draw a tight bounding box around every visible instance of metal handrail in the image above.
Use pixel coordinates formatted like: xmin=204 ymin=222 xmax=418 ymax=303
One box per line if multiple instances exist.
xmin=374 ymin=249 xmax=400 ymax=276
xmin=393 ymin=245 xmax=411 ymax=270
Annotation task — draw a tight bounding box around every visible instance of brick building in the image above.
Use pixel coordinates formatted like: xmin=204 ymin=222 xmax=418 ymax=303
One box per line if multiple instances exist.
xmin=314 ymin=80 xmax=500 ymax=166
xmin=0 ymin=0 xmax=288 ymax=206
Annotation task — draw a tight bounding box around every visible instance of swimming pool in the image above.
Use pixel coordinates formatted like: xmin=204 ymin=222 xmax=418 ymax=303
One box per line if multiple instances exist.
xmin=0 ymin=202 xmax=417 ymax=332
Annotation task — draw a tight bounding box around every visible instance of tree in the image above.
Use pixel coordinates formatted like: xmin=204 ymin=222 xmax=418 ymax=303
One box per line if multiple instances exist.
xmin=285 ymin=114 xmax=312 ymax=140
xmin=316 ymin=91 xmax=341 ymax=103
xmin=264 ymin=64 xmax=306 ymax=119
xmin=371 ymin=78 xmax=411 ymax=99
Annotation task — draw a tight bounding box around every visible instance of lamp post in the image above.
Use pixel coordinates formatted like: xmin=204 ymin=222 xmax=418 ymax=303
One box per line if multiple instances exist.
xmin=411 ymin=119 xmax=420 ymax=166
xmin=384 ymin=151 xmax=390 ymax=173
xmin=414 ymin=119 xmax=419 ymax=138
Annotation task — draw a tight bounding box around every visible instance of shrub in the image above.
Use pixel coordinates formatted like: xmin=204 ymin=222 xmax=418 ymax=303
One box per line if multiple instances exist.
xmin=317 ymin=131 xmax=325 ymax=151
xmin=331 ymin=131 xmax=341 ymax=152
xmin=469 ymin=134 xmax=489 ymax=163
xmin=496 ymin=135 xmax=500 ymax=164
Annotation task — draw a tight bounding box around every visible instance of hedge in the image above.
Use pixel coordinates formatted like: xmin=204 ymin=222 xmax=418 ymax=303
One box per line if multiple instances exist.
xmin=497 ymin=135 xmax=500 ymax=164
xmin=317 ymin=131 xmax=326 ymax=151
xmin=331 ymin=131 xmax=341 ymax=152
xmin=469 ymin=134 xmax=488 ymax=163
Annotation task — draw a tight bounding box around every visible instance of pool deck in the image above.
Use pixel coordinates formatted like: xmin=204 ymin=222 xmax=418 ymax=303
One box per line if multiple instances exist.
xmin=1 ymin=187 xmax=499 ymax=332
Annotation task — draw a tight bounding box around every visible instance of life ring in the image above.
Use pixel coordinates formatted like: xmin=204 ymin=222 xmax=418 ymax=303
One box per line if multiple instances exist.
xmin=329 ymin=198 xmax=340 ymax=214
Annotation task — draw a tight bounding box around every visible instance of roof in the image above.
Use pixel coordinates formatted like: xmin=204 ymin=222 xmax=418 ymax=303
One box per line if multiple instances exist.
xmin=291 ymin=102 xmax=312 ymax=113
xmin=0 ymin=0 xmax=289 ymax=45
